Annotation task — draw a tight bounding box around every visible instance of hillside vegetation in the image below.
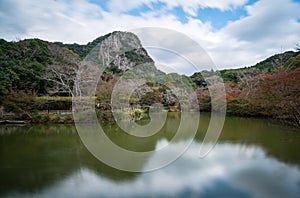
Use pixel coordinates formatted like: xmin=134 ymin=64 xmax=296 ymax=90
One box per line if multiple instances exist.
xmin=0 ymin=32 xmax=299 ymax=125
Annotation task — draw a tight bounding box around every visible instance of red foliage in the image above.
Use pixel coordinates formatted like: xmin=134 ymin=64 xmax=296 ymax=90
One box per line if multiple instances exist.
xmin=248 ymin=68 xmax=300 ymax=123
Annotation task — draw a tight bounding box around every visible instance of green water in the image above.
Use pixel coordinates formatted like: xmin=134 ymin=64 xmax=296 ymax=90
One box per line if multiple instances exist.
xmin=0 ymin=113 xmax=299 ymax=198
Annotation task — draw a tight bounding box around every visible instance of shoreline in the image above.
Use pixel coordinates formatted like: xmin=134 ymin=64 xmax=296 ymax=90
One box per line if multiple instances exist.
xmin=1 ymin=111 xmax=299 ymax=128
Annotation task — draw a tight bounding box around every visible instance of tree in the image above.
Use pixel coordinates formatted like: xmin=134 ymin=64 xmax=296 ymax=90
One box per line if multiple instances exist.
xmin=42 ymin=44 xmax=81 ymax=96
xmin=249 ymin=68 xmax=300 ymax=125
xmin=0 ymin=39 xmax=50 ymax=94
xmin=139 ymin=88 xmax=163 ymax=107
xmin=96 ymin=73 xmax=118 ymax=104
xmin=285 ymin=54 xmax=300 ymax=70
xmin=1 ymin=90 xmax=38 ymax=119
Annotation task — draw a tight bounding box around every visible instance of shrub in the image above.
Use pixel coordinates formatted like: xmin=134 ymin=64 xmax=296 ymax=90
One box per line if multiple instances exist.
xmin=132 ymin=109 xmax=145 ymax=120
xmin=31 ymin=114 xmax=42 ymax=123
xmin=40 ymin=114 xmax=50 ymax=123
xmin=63 ymin=114 xmax=73 ymax=123
xmin=50 ymin=114 xmax=61 ymax=123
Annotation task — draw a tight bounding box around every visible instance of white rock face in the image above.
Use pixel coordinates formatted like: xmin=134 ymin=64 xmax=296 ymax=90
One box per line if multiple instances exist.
xmin=90 ymin=31 xmax=153 ymax=71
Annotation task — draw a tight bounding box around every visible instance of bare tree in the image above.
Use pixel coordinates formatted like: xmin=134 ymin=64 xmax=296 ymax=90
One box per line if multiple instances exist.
xmin=42 ymin=44 xmax=80 ymax=96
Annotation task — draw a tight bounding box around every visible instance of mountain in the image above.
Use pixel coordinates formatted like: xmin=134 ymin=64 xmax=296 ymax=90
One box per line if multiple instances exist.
xmin=1 ymin=31 xmax=299 ymax=96
xmin=251 ymin=50 xmax=300 ymax=72
xmin=0 ymin=31 xmax=163 ymax=96
xmin=0 ymin=32 xmax=299 ymax=124
xmin=54 ymin=33 xmax=113 ymax=58
xmin=189 ymin=49 xmax=300 ymax=125
xmin=190 ymin=50 xmax=300 ymax=85
xmin=56 ymin=31 xmax=156 ymax=74
xmin=0 ymin=38 xmax=80 ymax=95
xmin=80 ymin=31 xmax=162 ymax=77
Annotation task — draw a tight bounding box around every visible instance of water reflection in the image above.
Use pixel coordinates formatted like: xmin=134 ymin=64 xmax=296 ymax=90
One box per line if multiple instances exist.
xmin=2 ymin=141 xmax=300 ymax=198
xmin=0 ymin=114 xmax=300 ymax=198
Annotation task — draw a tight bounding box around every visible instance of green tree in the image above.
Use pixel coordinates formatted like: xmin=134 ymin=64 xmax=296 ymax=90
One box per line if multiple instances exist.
xmin=1 ymin=90 xmax=39 ymax=119
xmin=139 ymin=88 xmax=163 ymax=107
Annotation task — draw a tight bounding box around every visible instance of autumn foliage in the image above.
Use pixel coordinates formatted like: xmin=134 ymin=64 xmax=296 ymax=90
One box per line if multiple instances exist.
xmin=249 ymin=68 xmax=300 ymax=124
xmin=221 ymin=68 xmax=300 ymax=125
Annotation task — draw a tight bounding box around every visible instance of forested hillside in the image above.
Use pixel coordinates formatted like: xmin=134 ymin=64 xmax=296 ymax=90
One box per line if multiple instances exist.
xmin=191 ymin=50 xmax=300 ymax=125
xmin=0 ymin=31 xmax=299 ymax=125
xmin=0 ymin=38 xmax=80 ymax=95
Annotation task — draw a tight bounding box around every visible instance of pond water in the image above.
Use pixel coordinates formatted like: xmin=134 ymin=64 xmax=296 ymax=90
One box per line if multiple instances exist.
xmin=0 ymin=113 xmax=300 ymax=198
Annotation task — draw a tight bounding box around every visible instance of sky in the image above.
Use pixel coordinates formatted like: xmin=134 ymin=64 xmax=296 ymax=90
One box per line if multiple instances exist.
xmin=1 ymin=0 xmax=300 ymax=74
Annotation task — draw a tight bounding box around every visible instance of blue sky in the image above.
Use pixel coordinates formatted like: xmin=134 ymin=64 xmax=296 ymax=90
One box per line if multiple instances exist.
xmin=86 ymin=0 xmax=258 ymax=29
xmin=1 ymin=0 xmax=300 ymax=74
xmin=93 ymin=0 xmax=259 ymax=29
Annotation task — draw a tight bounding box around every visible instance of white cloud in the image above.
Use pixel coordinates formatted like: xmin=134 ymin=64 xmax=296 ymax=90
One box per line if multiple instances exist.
xmin=224 ymin=0 xmax=300 ymax=43
xmin=218 ymin=0 xmax=300 ymax=67
xmin=0 ymin=0 xmax=105 ymax=43
xmin=107 ymin=0 xmax=157 ymax=13
xmin=160 ymin=0 xmax=248 ymax=15
xmin=0 ymin=0 xmax=300 ymax=73
xmin=4 ymin=142 xmax=300 ymax=198
xmin=106 ymin=0 xmax=249 ymax=15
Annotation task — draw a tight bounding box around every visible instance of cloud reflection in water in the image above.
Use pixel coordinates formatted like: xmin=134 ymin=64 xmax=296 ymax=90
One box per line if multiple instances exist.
xmin=6 ymin=141 xmax=300 ymax=198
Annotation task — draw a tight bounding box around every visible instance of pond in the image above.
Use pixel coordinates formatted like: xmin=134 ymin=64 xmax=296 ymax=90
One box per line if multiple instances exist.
xmin=0 ymin=113 xmax=300 ymax=198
